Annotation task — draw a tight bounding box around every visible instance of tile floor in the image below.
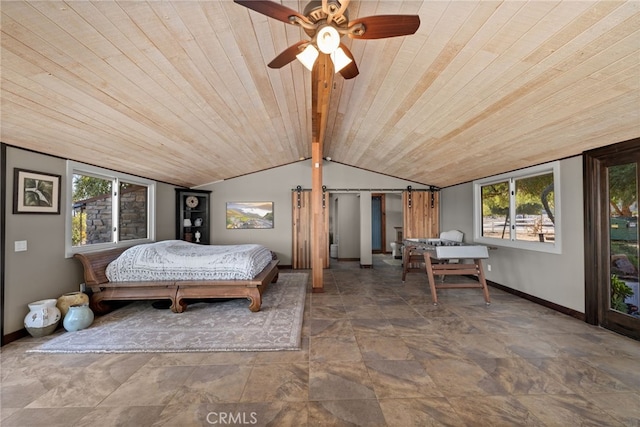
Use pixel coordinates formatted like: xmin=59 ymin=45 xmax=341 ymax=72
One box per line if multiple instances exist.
xmin=1 ymin=255 xmax=639 ymax=426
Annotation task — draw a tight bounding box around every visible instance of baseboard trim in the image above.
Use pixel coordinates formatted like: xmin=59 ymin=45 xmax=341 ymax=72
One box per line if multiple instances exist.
xmin=487 ymin=279 xmax=586 ymax=322
xmin=2 ymin=328 xmax=29 ymax=346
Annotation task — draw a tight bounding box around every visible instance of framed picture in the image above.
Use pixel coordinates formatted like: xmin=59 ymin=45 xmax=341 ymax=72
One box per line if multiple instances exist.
xmin=226 ymin=202 xmax=274 ymax=229
xmin=13 ymin=168 xmax=61 ymax=214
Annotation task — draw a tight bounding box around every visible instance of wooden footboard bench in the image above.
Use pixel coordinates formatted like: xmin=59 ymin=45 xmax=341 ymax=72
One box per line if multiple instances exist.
xmin=74 ymin=246 xmax=279 ymax=314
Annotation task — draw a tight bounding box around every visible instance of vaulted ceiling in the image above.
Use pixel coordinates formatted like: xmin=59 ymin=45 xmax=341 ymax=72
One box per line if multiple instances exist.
xmin=1 ymin=1 xmax=639 ymax=188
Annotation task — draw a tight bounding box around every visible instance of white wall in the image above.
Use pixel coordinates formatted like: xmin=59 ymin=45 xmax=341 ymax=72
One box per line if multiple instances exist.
xmin=360 ymin=191 xmax=373 ymax=266
xmin=440 ymin=183 xmax=474 ymax=241
xmin=157 ymin=184 xmax=180 ymax=241
xmin=194 ymin=162 xmax=306 ymax=264
xmin=440 ymin=156 xmax=585 ymax=312
xmin=2 ymin=146 xmax=178 ymax=335
xmin=4 ymin=149 xmax=81 ymax=335
xmin=197 ymin=160 xmax=431 ymax=265
xmin=333 ymin=193 xmax=360 ymax=259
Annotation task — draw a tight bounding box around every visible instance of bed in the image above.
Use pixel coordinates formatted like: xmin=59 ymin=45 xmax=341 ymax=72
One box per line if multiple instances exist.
xmin=74 ymin=240 xmax=279 ymax=314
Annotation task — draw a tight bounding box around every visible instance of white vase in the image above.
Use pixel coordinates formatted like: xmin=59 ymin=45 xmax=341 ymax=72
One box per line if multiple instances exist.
xmin=24 ymin=299 xmax=61 ymax=338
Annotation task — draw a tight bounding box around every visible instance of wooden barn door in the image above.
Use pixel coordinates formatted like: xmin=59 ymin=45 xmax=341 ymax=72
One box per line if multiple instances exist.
xmin=292 ymin=189 xmax=329 ymax=269
xmin=402 ymin=190 xmax=440 ymax=239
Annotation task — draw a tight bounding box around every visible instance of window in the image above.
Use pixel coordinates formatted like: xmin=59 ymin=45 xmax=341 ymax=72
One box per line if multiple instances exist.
xmin=65 ymin=161 xmax=155 ymax=257
xmin=474 ymin=161 xmax=561 ymax=253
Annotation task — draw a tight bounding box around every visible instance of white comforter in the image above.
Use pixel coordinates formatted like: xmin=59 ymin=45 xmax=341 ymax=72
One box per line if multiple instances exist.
xmin=106 ymin=240 xmax=273 ymax=282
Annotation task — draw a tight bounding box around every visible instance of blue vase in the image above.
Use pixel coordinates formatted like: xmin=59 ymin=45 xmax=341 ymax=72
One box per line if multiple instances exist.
xmin=63 ymin=303 xmax=94 ymax=332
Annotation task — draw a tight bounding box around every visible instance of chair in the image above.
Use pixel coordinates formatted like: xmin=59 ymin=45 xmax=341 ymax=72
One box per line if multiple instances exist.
xmin=439 ymin=229 xmax=464 ymax=243
xmin=434 ymin=230 xmax=464 ymax=281
xmin=438 ymin=230 xmax=464 ymax=264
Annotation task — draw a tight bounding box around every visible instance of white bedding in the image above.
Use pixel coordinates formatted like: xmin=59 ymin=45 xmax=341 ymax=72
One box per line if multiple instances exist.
xmin=105 ymin=240 xmax=273 ymax=282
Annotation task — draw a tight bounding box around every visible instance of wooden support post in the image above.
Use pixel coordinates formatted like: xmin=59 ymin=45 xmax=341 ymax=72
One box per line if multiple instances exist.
xmin=310 ymin=54 xmax=334 ymax=292
xmin=311 ymin=141 xmax=324 ymax=292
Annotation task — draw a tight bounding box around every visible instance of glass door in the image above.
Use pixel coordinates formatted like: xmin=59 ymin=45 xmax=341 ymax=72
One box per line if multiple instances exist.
xmin=608 ymin=163 xmax=639 ymax=318
xmin=585 ymin=139 xmax=640 ymax=340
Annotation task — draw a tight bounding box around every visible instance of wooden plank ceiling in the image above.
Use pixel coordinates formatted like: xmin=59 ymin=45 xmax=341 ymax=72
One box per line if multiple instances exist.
xmin=1 ymin=0 xmax=639 ymax=188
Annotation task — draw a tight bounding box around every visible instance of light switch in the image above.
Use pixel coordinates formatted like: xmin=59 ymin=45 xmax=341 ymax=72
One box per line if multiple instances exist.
xmin=14 ymin=240 xmax=27 ymax=252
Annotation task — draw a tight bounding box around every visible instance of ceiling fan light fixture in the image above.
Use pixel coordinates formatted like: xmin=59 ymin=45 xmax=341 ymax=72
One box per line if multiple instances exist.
xmin=296 ymin=44 xmax=319 ymax=70
xmin=330 ymin=47 xmax=352 ymax=73
xmin=316 ymin=25 xmax=340 ymax=54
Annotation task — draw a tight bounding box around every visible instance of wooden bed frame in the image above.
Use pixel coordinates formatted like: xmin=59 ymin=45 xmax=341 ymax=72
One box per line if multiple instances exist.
xmin=74 ymin=246 xmax=280 ymax=314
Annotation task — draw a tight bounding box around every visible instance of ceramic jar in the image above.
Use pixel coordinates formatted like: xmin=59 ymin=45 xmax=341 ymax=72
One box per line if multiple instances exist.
xmin=24 ymin=299 xmax=61 ymax=337
xmin=56 ymin=292 xmax=90 ymax=318
xmin=63 ymin=303 xmax=94 ymax=332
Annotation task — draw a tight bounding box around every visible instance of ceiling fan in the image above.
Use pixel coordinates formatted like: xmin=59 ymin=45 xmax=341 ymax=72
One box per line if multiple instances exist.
xmin=234 ymin=0 xmax=421 ymax=79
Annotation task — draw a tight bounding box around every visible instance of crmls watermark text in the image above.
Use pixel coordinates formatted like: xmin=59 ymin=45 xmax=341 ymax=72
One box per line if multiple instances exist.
xmin=206 ymin=412 xmax=258 ymax=425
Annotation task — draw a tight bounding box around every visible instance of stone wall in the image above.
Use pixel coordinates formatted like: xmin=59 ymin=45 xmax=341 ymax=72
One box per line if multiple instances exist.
xmin=118 ymin=186 xmax=148 ymax=241
xmin=83 ymin=186 xmax=147 ymax=244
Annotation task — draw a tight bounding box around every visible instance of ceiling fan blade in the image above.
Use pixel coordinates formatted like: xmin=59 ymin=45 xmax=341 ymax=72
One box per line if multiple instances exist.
xmin=234 ymin=0 xmax=309 ymax=25
xmin=268 ymin=41 xmax=306 ymax=68
xmin=338 ymin=44 xmax=359 ymax=79
xmin=348 ymin=15 xmax=420 ymax=40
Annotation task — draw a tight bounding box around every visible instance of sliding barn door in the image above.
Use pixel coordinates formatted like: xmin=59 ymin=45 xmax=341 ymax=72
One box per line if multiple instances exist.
xmin=292 ymin=189 xmax=329 ymax=269
xmin=402 ymin=190 xmax=440 ymax=238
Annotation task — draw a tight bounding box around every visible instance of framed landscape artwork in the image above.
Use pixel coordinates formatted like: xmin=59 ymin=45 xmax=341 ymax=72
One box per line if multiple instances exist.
xmin=226 ymin=202 xmax=274 ymax=229
xmin=13 ymin=168 xmax=61 ymax=214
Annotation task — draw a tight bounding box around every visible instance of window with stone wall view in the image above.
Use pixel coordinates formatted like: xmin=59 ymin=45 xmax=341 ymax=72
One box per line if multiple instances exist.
xmin=71 ymin=174 xmax=147 ymax=247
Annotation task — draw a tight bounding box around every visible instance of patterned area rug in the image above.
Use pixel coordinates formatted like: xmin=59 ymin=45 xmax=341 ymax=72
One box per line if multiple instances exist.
xmin=30 ymin=273 xmax=307 ymax=353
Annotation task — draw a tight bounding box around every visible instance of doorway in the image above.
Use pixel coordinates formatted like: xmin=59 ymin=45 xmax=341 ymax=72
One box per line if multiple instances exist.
xmin=371 ymin=194 xmax=385 ymax=253
xmin=584 ymin=138 xmax=640 ymax=340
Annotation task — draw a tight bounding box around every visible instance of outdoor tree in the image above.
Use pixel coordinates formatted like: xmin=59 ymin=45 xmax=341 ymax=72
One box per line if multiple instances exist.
xmin=482 ymin=174 xmax=554 ymax=222
xmin=72 ymin=175 xmax=111 ymax=246
xmin=517 ymin=174 xmax=554 ymax=223
xmin=72 ymin=175 xmax=111 ymax=201
xmin=609 ymin=163 xmax=637 ymax=217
